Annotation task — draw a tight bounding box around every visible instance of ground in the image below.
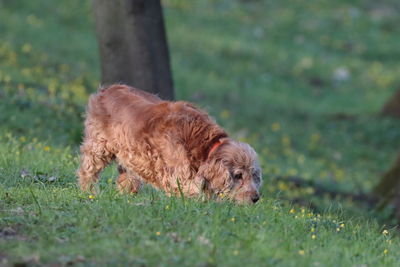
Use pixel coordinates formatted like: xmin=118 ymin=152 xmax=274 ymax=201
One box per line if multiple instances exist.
xmin=1 ymin=0 xmax=400 ymax=265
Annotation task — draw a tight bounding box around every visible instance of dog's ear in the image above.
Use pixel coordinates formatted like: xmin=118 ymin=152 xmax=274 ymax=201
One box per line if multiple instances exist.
xmin=209 ymin=137 xmax=230 ymax=161
xmin=196 ymin=159 xmax=230 ymax=196
xmin=219 ymin=137 xmax=230 ymax=144
xmin=191 ymin=173 xmax=209 ymax=198
xmin=192 ymin=163 xmax=211 ymax=197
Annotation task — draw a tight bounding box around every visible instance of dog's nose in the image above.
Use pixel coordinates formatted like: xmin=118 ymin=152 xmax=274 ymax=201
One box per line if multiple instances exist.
xmin=251 ymin=194 xmax=260 ymax=203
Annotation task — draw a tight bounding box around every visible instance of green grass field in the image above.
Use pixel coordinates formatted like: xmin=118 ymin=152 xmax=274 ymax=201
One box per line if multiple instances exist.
xmin=1 ymin=0 xmax=400 ymax=265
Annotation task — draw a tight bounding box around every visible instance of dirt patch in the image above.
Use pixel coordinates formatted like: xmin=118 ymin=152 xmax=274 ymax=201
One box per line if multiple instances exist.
xmin=0 ymin=226 xmax=28 ymax=241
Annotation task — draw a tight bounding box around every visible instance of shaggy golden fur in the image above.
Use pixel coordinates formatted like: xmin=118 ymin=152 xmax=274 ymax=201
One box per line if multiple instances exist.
xmin=77 ymin=85 xmax=262 ymax=204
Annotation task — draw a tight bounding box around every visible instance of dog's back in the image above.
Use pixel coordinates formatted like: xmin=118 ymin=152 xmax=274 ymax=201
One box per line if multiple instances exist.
xmin=87 ymin=85 xmax=217 ymax=136
xmin=84 ymin=84 xmax=227 ymax=161
xmin=86 ymin=85 xmax=161 ymax=126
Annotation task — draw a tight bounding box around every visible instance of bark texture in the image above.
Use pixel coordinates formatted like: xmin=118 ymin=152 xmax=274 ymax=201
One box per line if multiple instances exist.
xmin=381 ymin=88 xmax=400 ymax=118
xmin=377 ymin=88 xmax=400 ymax=220
xmin=92 ymin=0 xmax=174 ymax=100
xmin=374 ymin=154 xmax=400 ymax=220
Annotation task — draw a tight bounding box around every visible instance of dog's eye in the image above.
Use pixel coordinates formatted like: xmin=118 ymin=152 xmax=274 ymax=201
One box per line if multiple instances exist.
xmin=233 ymin=173 xmax=243 ymax=180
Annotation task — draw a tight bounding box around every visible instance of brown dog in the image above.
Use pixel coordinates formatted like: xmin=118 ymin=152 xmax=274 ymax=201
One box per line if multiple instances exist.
xmin=77 ymin=85 xmax=262 ymax=204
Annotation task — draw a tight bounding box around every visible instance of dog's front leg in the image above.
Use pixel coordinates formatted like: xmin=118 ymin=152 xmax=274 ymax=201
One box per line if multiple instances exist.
xmin=77 ymin=140 xmax=113 ymax=192
xmin=116 ymin=166 xmax=143 ymax=194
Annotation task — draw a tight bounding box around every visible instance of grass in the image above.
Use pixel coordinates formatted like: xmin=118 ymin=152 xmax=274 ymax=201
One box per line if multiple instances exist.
xmin=1 ymin=0 xmax=400 ymax=265
xmin=1 ymin=137 xmax=399 ymax=266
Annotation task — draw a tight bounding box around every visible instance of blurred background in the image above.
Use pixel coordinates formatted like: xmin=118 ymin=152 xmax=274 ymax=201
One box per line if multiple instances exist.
xmin=1 ymin=0 xmax=400 ymax=221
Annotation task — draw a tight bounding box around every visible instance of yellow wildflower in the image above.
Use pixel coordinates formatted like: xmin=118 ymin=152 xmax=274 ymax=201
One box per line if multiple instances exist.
xmin=310 ymin=133 xmax=321 ymax=143
xmin=271 ymin=122 xmax=281 ymax=132
xmin=27 ymin=14 xmax=42 ymax=27
xmin=278 ymin=181 xmax=289 ymax=191
xmin=60 ymin=64 xmax=70 ymax=73
xmin=334 ymin=169 xmax=345 ymax=181
xmin=340 ymin=223 xmax=345 ymax=228
xmin=298 ymin=250 xmax=305 ymax=256
xmin=44 ymin=146 xmax=50 ymax=151
xmin=282 ymin=136 xmax=291 ymax=146
xmin=311 ymin=234 xmax=316 ymax=239
xmin=288 ymin=168 xmax=298 ymax=176
xmin=297 ymin=155 xmax=305 ymax=165
xmin=4 ymin=75 xmax=11 ymax=83
xmin=289 ymin=208 xmax=296 ymax=214
xmin=231 ymin=217 xmax=236 ymax=222
xmin=22 ymin=43 xmax=32 ymax=53
xmin=156 ymin=231 xmax=161 ymax=236
xmin=383 ymin=249 xmax=388 ymax=255
xmin=220 ymin=110 xmax=230 ymax=119
xmin=88 ymin=195 xmax=95 ymax=200
xmin=382 ymin=229 xmax=389 ymax=235
xmin=165 ymin=205 xmax=170 ymax=210
xmin=299 ymin=57 xmax=313 ymax=69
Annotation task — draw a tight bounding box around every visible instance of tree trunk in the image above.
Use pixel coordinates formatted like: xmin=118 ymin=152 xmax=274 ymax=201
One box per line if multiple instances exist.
xmin=92 ymin=0 xmax=174 ymax=100
xmin=374 ymin=154 xmax=400 ymax=220
xmin=381 ymin=88 xmax=400 ymax=118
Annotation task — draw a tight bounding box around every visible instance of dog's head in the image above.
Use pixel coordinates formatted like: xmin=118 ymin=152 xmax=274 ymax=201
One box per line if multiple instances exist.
xmin=197 ymin=138 xmax=262 ymax=204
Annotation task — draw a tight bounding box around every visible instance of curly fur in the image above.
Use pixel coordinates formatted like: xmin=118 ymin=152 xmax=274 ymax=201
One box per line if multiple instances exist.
xmin=77 ymin=85 xmax=262 ymax=204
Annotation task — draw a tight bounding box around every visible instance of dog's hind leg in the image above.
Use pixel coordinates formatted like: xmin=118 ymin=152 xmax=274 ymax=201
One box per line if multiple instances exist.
xmin=77 ymin=138 xmax=114 ymax=192
xmin=116 ymin=165 xmax=143 ymax=194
